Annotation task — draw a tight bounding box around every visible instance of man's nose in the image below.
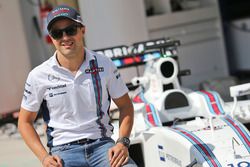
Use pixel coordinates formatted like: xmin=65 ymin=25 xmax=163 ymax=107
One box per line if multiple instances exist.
xmin=62 ymin=32 xmax=70 ymax=39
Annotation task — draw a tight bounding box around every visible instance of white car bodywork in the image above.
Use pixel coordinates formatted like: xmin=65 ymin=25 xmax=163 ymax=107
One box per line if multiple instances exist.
xmin=112 ymin=89 xmax=250 ymax=166
xmin=107 ymin=39 xmax=250 ymax=167
xmin=112 ymin=52 xmax=249 ymax=167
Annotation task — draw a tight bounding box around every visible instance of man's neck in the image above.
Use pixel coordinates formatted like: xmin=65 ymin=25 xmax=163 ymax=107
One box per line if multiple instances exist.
xmin=56 ymin=49 xmax=85 ymax=74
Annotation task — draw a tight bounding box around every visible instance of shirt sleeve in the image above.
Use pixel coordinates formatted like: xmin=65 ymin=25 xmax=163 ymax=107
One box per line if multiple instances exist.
xmin=107 ymin=59 xmax=128 ymax=99
xmin=21 ymin=71 xmax=43 ymax=112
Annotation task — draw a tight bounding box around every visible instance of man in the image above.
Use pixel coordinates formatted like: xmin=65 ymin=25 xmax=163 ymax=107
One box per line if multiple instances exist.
xmin=18 ymin=5 xmax=137 ymax=167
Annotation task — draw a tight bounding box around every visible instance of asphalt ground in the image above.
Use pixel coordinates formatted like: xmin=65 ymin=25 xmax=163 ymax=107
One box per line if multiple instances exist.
xmin=0 ymin=120 xmax=47 ymax=167
xmin=0 ymin=136 xmax=46 ymax=167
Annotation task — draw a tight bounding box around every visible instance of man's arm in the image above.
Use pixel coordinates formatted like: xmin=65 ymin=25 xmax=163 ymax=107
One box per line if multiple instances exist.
xmin=109 ymin=93 xmax=134 ymax=167
xmin=18 ymin=107 xmax=62 ymax=167
xmin=113 ymin=93 xmax=134 ymax=138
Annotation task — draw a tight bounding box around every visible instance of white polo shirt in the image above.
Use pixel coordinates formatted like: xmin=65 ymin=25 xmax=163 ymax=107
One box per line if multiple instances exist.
xmin=21 ymin=48 xmax=128 ymax=146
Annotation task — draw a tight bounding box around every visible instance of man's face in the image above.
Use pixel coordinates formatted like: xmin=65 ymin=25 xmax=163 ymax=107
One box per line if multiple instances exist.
xmin=49 ymin=19 xmax=85 ymax=57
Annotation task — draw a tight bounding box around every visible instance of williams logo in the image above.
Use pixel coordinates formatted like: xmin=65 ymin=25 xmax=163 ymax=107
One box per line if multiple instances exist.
xmin=48 ymin=74 xmax=60 ymax=82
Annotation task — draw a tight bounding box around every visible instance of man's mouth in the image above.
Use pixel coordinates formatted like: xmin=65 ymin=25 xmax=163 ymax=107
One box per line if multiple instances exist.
xmin=62 ymin=41 xmax=74 ymax=48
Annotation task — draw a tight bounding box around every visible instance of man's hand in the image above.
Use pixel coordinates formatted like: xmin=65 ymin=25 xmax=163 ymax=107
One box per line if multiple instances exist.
xmin=42 ymin=155 xmax=63 ymax=167
xmin=109 ymin=143 xmax=129 ymax=167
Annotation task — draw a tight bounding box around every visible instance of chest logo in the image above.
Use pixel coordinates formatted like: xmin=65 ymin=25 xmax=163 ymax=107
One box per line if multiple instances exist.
xmin=85 ymin=67 xmax=104 ymax=74
xmin=48 ymin=74 xmax=60 ymax=82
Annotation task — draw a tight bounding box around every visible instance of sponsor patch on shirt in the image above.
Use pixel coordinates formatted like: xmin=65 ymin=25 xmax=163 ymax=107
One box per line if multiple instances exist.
xmin=48 ymin=91 xmax=67 ymax=97
xmin=48 ymin=74 xmax=60 ymax=82
xmin=47 ymin=84 xmax=67 ymax=90
xmin=85 ymin=67 xmax=104 ymax=74
xmin=46 ymin=84 xmax=68 ymax=98
xmin=116 ymin=73 xmax=121 ymax=79
xmin=23 ymin=82 xmax=32 ymax=101
xmin=113 ymin=69 xmax=121 ymax=79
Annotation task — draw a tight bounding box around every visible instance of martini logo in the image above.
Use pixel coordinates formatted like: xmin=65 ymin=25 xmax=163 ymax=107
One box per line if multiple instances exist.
xmin=85 ymin=67 xmax=104 ymax=74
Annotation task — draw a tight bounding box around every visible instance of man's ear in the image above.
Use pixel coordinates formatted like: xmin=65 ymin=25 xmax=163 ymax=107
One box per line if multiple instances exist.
xmin=81 ymin=26 xmax=85 ymax=34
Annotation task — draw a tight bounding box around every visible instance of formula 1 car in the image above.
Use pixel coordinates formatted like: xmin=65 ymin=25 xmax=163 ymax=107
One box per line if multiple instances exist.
xmin=97 ymin=39 xmax=250 ymax=167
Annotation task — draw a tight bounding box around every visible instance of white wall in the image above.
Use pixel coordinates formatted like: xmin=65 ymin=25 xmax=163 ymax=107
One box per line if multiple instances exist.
xmin=0 ymin=1 xmax=31 ymax=113
xmin=78 ymin=0 xmax=149 ymax=49
xmin=19 ymin=0 xmax=54 ymax=68
xmin=77 ymin=1 xmax=229 ymax=88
